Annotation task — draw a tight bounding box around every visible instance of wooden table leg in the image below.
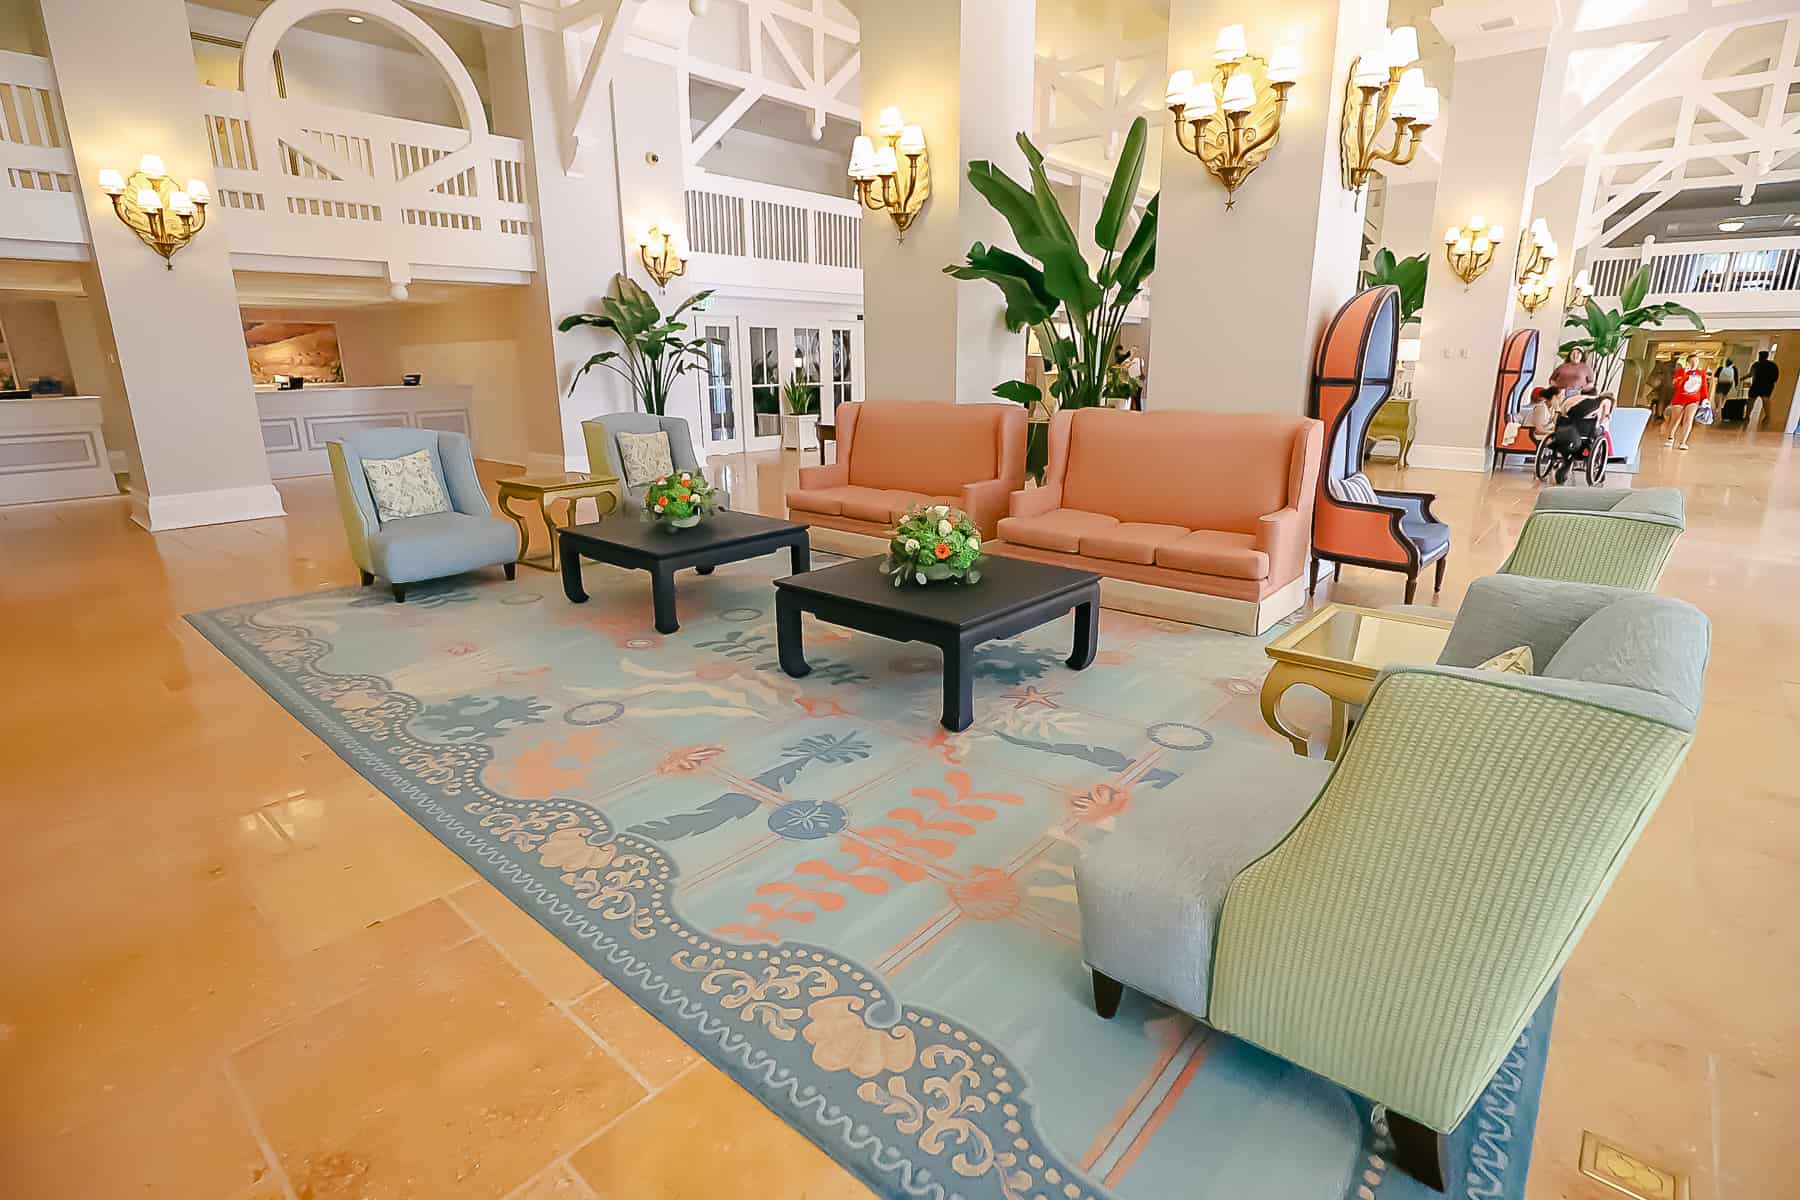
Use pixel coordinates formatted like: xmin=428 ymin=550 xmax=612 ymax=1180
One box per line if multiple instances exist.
xmin=561 ymin=537 xmax=589 ymax=603
xmin=1326 ymin=700 xmax=1351 ymax=760
xmin=650 ymin=564 xmax=679 ymax=634
xmin=536 ymin=496 xmax=560 ymax=572
xmin=941 ymin=634 xmax=975 ymax=732
xmin=1259 ymin=662 xmax=1313 ymax=756
xmin=1068 ymin=597 xmax=1099 ymax=669
xmin=776 ymin=594 xmax=810 ymax=677
xmin=497 ymin=489 xmax=529 ymax=563
xmin=789 ymin=537 xmax=811 ymax=575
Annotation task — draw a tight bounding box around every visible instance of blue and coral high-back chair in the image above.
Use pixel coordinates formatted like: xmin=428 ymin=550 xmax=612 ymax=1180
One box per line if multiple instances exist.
xmin=1490 ymin=328 xmax=1541 ymax=469
xmin=1308 ymin=285 xmax=1451 ymax=604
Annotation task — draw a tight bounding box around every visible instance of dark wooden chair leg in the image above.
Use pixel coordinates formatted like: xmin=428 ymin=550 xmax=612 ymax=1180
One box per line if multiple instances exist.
xmin=1387 ymin=1110 xmax=1449 ymax=1192
xmin=1433 ymin=555 xmax=1448 ymax=593
xmin=360 ymin=570 xmax=375 ymax=586
xmin=391 ymin=583 xmax=407 ymax=603
xmin=1403 ymin=572 xmax=1419 ymax=605
xmin=1308 ymin=556 xmax=1321 ymax=597
xmin=502 ymin=562 xmax=516 ymax=581
xmin=1092 ymin=969 xmax=1124 ymax=1019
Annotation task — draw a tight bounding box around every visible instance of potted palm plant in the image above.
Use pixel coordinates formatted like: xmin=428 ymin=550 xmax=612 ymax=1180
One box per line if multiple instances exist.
xmin=780 ymin=373 xmax=821 ymax=450
xmin=558 ymin=274 xmax=715 ymax=415
xmin=946 ymin=116 xmax=1158 ymax=483
xmin=1561 ymin=266 xmax=1704 ymax=394
xmin=1362 ymin=248 xmax=1428 ymax=325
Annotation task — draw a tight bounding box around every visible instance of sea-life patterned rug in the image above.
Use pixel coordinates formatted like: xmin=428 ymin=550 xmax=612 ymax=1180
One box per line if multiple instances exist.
xmin=189 ymin=552 xmax=1551 ymax=1200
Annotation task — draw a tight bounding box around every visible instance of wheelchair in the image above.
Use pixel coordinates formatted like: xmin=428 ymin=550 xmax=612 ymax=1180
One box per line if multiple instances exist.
xmin=1533 ymin=395 xmax=1610 ymax=486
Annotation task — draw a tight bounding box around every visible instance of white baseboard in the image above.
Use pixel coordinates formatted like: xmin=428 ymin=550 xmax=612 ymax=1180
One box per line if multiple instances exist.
xmin=1404 ymin=443 xmax=1489 ymax=472
xmin=131 ymin=483 xmax=286 ymax=531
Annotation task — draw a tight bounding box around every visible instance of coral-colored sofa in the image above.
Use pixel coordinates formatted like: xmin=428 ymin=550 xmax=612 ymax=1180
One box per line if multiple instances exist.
xmin=988 ymin=408 xmax=1322 ymax=634
xmin=786 ymin=401 xmax=1026 ymax=542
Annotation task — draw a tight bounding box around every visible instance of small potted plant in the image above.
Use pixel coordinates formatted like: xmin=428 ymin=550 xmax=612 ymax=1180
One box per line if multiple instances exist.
xmin=780 ymin=374 xmax=821 ymax=450
xmin=880 ymin=505 xmax=983 ymax=587
xmin=643 ymin=471 xmax=719 ymax=531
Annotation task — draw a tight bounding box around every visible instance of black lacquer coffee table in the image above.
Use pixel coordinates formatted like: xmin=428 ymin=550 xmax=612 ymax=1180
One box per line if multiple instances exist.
xmin=774 ymin=555 xmax=1101 ymax=731
xmin=560 ymin=511 xmax=810 ymax=634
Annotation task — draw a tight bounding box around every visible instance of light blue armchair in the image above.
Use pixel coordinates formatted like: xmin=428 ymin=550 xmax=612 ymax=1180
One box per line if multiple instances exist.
xmin=327 ymin=428 xmax=517 ymax=602
xmin=582 ymin=414 xmax=729 ymax=510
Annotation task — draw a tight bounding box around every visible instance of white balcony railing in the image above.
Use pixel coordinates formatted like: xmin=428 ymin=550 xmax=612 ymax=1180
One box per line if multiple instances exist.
xmin=683 ymin=172 xmax=862 ymax=297
xmin=0 ymin=50 xmax=86 ymax=247
xmin=1587 ymin=236 xmax=1800 ymax=316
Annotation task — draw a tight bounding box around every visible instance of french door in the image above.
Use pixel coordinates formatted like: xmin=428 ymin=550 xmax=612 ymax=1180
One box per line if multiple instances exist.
xmin=699 ymin=314 xmax=861 ymax=457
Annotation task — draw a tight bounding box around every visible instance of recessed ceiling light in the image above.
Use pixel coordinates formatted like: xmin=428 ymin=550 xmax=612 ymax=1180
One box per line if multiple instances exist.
xmin=346 ymin=14 xmax=365 ymax=22
xmin=1718 ymin=220 xmax=1745 ymax=232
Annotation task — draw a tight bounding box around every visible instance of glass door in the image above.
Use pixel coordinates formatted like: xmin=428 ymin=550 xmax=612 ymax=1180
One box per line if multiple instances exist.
xmin=745 ymin=324 xmax=784 ymax=452
xmin=699 ymin=320 xmax=740 ymax=454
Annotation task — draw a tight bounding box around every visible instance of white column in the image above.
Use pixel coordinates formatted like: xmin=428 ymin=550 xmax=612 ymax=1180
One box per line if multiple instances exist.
xmin=859 ymin=0 xmax=1037 ymax=406
xmin=39 ymin=0 xmax=283 ymax=530
xmin=1373 ymin=178 xmax=1439 ymax=261
xmin=1150 ymin=0 xmax=1387 ymax=414
xmin=1410 ymin=42 xmax=1558 ymax=469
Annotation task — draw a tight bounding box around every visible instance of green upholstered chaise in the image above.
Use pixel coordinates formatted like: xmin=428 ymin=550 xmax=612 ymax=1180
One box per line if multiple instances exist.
xmin=1074 ymin=574 xmax=1709 ymax=1189
xmin=1499 ymin=486 xmax=1685 ymax=590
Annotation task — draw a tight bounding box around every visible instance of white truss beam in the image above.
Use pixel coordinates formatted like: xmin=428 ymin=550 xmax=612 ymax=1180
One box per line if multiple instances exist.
xmin=559 ymin=0 xmax=643 ymax=176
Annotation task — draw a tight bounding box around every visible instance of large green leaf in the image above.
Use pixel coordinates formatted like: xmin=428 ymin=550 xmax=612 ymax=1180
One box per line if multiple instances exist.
xmin=1094 ymin=117 xmax=1148 ymax=251
xmin=1110 ymin=194 xmax=1158 ymax=302
xmin=666 ymin=288 xmax=715 ymax=322
xmin=944 ymin=242 xmax=1059 ymax=330
xmin=966 ymin=161 xmax=1050 ymax=252
xmin=1620 ymin=266 xmax=1650 ymax=312
xmin=967 ymin=155 xmax=1101 ymax=322
xmin=557 ymin=312 xmax=619 ymax=333
xmin=992 ymin=379 xmax=1042 ymax=407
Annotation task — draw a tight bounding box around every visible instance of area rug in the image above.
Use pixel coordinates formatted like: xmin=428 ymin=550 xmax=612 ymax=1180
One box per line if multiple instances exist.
xmin=189 ymin=554 xmax=1552 ymax=1200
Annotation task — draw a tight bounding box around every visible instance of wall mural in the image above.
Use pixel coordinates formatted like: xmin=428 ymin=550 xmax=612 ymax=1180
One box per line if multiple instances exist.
xmin=243 ymin=320 xmax=344 ymax=385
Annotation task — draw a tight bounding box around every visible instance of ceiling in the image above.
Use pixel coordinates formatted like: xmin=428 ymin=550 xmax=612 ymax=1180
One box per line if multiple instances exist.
xmin=192 ymin=1 xmax=489 ymax=66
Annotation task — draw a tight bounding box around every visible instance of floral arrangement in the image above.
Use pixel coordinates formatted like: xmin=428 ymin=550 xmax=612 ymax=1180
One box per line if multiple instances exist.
xmin=643 ymin=471 xmax=719 ymax=530
xmin=880 ymin=504 xmax=983 ymax=587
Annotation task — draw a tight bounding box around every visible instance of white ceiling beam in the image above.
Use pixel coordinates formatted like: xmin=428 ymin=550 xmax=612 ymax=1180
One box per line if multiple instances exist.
xmin=688 ymin=88 xmax=760 ymax=163
xmin=561 ymin=0 xmax=640 ymax=175
xmin=406 ymin=0 xmax=518 ymax=27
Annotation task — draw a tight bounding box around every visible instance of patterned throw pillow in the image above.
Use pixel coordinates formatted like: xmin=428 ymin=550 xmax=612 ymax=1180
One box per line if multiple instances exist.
xmin=1327 ymin=472 xmax=1380 ymax=505
xmin=617 ymin=430 xmax=676 ymax=488
xmin=361 ymin=449 xmax=451 ymax=522
xmin=1475 ymin=645 xmax=1534 ymax=675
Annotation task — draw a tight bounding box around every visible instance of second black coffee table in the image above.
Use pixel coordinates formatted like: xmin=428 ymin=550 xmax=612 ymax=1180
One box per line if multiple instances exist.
xmin=561 ymin=510 xmax=810 ymax=634
xmin=774 ymin=555 xmax=1101 ymax=731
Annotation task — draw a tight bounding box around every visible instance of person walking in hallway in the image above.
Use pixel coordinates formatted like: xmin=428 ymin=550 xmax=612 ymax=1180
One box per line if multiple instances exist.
xmin=1717 ymin=358 xmax=1743 ymax=422
xmin=1748 ymin=351 xmax=1780 ymax=427
xmin=1668 ymin=353 xmax=1708 ymax=450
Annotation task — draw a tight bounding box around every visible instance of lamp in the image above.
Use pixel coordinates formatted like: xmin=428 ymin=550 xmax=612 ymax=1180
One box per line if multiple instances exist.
xmin=1566 ymin=268 xmax=1594 ymax=313
xmin=1443 ymin=215 xmax=1502 ymax=287
xmin=637 ymin=222 xmax=688 ymax=290
xmin=1340 ymin=25 xmax=1437 ymax=192
xmin=95 ymin=154 xmax=208 ymax=268
xmin=848 ymin=106 xmax=930 ymax=239
xmin=1516 ymin=218 xmax=1557 ymax=283
xmin=1167 ymin=27 xmax=1301 ymax=208
xmin=1517 ymin=270 xmax=1555 ymax=314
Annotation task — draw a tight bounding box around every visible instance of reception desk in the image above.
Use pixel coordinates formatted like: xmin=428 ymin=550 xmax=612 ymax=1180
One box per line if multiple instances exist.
xmin=257 ymin=383 xmax=476 ymax=479
xmin=0 ymin=394 xmax=119 ymax=505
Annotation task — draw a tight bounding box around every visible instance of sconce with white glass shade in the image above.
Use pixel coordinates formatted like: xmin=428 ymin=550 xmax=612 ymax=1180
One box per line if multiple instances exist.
xmin=1565 ymin=268 xmax=1594 ymax=313
xmin=1340 ymin=25 xmax=1438 ymax=192
xmin=1443 ymin=215 xmax=1503 ymax=286
xmin=848 ymin=105 xmax=930 ymax=239
xmin=1166 ymin=24 xmax=1302 ymax=208
xmin=636 ymin=221 xmax=689 ymax=290
xmin=94 ymin=153 xmax=209 ymax=268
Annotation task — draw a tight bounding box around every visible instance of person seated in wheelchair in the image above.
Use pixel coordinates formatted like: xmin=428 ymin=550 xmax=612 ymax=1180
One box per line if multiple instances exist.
xmin=1541 ymin=392 xmax=1614 ymax=483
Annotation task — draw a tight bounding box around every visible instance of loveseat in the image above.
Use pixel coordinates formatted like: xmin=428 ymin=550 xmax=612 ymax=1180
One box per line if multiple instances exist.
xmin=785 ymin=401 xmax=1026 ymax=550
xmin=986 ymin=408 xmax=1321 ymax=634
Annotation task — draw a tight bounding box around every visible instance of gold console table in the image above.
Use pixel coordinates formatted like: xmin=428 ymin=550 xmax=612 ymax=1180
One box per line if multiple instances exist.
xmin=1365 ymin=395 xmax=1416 ymax=467
xmin=496 ymin=471 xmax=624 ymax=571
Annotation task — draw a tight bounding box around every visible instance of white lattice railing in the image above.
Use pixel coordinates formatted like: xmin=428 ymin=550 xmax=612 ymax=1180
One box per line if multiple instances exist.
xmin=0 ymin=50 xmax=85 ymax=245
xmin=1587 ymin=235 xmax=1800 ymax=314
xmin=683 ymin=172 xmax=862 ymax=293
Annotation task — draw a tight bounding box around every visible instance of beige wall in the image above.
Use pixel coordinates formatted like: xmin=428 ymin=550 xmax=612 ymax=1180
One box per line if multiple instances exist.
xmin=0 ymin=300 xmax=73 ymax=390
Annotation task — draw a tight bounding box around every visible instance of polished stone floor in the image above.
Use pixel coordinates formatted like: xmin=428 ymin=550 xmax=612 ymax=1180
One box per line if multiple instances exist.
xmin=0 ymin=424 xmax=1787 ymax=1199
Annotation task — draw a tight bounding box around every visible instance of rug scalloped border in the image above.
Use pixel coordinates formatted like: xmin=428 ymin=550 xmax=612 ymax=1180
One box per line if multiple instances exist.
xmin=188 ymin=586 xmax=1552 ymax=1200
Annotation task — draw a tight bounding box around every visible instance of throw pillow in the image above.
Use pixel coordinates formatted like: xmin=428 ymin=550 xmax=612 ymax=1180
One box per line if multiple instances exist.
xmin=1327 ymin=472 xmax=1379 ymax=505
xmin=362 ymin=449 xmax=450 ymax=522
xmin=617 ymin=430 xmax=676 ymax=488
xmin=1474 ymin=644 xmax=1534 ymax=675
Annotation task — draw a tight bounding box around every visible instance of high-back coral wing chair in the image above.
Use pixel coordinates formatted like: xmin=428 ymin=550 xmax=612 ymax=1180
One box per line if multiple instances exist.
xmin=1489 ymin=328 xmax=1541 ymax=468
xmin=1501 ymin=485 xmax=1685 ymax=589
xmin=328 ymin=428 xmax=517 ymax=602
xmin=1076 ymin=575 xmax=1709 ymax=1190
xmin=1309 ymin=285 xmax=1450 ymax=603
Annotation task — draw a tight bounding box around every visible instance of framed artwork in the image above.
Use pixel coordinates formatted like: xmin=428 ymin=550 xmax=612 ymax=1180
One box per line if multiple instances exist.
xmin=192 ymin=32 xmax=286 ymax=97
xmin=244 ymin=321 xmax=344 ymax=385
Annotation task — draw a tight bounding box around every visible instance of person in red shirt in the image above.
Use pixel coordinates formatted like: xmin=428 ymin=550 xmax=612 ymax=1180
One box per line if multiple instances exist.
xmin=1667 ymin=354 xmax=1708 ymax=450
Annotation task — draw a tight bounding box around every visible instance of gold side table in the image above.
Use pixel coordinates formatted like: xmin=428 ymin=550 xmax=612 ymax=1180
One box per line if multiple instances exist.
xmin=496 ymin=471 xmax=624 ymax=571
xmin=1261 ymin=603 xmax=1453 ymax=759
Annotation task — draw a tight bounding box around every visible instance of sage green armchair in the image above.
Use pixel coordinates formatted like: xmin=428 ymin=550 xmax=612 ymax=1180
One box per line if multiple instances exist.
xmin=1499 ymin=486 xmax=1684 ymax=590
xmin=1076 ymin=574 xmax=1708 ymax=1189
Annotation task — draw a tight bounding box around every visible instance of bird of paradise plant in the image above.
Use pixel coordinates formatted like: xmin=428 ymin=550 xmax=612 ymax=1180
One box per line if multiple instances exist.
xmin=558 ymin=274 xmax=715 ymax=416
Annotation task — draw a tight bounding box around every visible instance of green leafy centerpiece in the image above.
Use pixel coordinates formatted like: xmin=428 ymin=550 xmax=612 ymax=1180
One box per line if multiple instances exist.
xmin=880 ymin=505 xmax=983 ymax=587
xmin=643 ymin=471 xmax=718 ymax=531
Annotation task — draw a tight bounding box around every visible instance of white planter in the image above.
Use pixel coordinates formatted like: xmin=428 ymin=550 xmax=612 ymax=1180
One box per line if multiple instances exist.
xmin=781 ymin=412 xmax=820 ymax=450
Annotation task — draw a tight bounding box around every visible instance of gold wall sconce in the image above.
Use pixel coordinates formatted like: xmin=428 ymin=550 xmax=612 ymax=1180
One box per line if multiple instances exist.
xmin=1166 ymin=25 xmax=1300 ymax=208
xmin=1517 ymin=271 xmax=1555 ymax=314
xmin=1443 ymin=215 xmax=1503 ymax=287
xmin=1566 ymin=268 xmax=1594 ymax=313
xmin=1516 ymin=217 xmax=1557 ymax=283
xmin=848 ymin=107 xmax=929 ymax=240
xmin=95 ymin=154 xmax=209 ymax=269
xmin=1340 ymin=26 xmax=1438 ymax=192
xmin=636 ymin=223 xmax=688 ymax=290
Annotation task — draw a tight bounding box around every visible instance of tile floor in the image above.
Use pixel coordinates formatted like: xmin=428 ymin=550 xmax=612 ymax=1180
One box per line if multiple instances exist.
xmin=0 ymin=423 xmax=1788 ymax=1198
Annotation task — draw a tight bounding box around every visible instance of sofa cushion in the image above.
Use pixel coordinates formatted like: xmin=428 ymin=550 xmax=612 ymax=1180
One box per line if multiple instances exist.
xmin=1075 ymin=748 xmax=1330 ymax=1019
xmin=1400 ymin=513 xmax=1451 ymax=559
xmin=1543 ymin=593 xmax=1709 ymax=721
xmin=1061 ymin=409 xmax=1300 ymax=533
xmin=848 ymin=403 xmax=1000 ymax=496
xmin=1079 ymin=522 xmax=1190 ymax=565
xmin=841 ymin=487 xmax=933 ymax=524
xmin=786 ymin=487 xmax=846 ymax=517
xmin=368 ymin=511 xmax=517 ymax=584
xmin=998 ymin=509 xmax=1120 ymax=554
xmin=1155 ymin=530 xmax=1270 ymax=580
